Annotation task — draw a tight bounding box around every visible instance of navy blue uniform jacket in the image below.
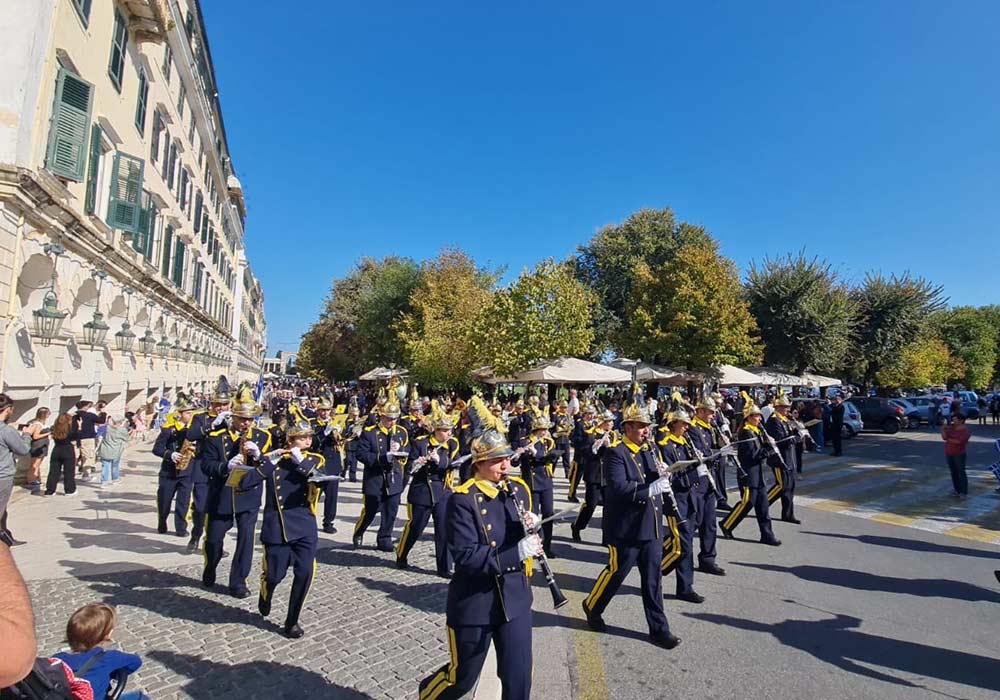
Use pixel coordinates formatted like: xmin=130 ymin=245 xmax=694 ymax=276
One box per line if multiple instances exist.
xmin=202 ymin=426 xmax=272 ymax=514
xmin=601 ymin=438 xmax=663 ymax=544
xmin=357 ymin=423 xmax=410 ymax=497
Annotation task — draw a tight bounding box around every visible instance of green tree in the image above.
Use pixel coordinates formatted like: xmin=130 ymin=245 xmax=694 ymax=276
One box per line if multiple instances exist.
xmin=876 ymin=332 xmax=958 ymax=389
xmin=932 ymin=306 xmax=999 ymax=388
xmin=297 ymin=256 xmax=421 ymax=381
xmin=623 ymin=240 xmax=761 ymax=370
xmin=573 ymin=207 xmax=711 ymax=354
xmin=852 ymin=273 xmax=946 ymax=388
xmin=396 ymin=249 xmax=499 ymax=389
xmin=476 ymin=259 xmax=596 ymax=377
xmin=744 ymin=253 xmax=857 ymax=374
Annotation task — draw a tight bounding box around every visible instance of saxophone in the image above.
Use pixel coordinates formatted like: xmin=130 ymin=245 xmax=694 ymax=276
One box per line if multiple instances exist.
xmin=176 ymin=440 xmax=197 ymax=472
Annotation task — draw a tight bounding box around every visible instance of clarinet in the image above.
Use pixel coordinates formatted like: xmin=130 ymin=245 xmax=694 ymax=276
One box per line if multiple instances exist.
xmin=688 ymin=443 xmax=720 ymax=498
xmin=647 ymin=434 xmax=685 ymax=524
xmin=502 ymin=477 xmax=568 ymax=610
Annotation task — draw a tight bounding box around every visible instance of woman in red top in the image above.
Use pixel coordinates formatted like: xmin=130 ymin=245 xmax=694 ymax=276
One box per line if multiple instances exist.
xmin=941 ymin=414 xmax=971 ymax=497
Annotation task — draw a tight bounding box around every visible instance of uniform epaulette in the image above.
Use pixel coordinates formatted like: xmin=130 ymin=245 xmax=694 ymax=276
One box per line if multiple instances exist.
xmin=304 ymin=451 xmax=326 ymax=468
xmin=451 ymin=477 xmax=477 ymax=494
xmin=364 ymin=424 xmax=377 ymax=432
xmin=508 ymin=476 xmax=532 ymax=511
xmin=415 ymin=434 xmax=430 ymax=442
xmin=208 ymin=427 xmax=228 ymax=436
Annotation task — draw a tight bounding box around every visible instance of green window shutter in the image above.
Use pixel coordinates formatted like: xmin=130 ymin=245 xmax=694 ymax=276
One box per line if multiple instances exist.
xmin=161 ymin=225 xmax=173 ymax=277
xmin=45 ymin=68 xmax=94 ymax=181
xmin=83 ymin=123 xmax=102 ymax=214
xmin=150 ymin=109 xmax=161 ymax=163
xmin=194 ymin=191 xmax=203 ymax=232
xmin=172 ymin=240 xmax=186 ymax=287
xmin=108 ymin=9 xmax=127 ymax=91
xmin=133 ymin=190 xmax=155 ymax=257
xmin=106 ymin=152 xmax=144 ymax=233
xmin=135 ymin=69 xmax=149 ymax=134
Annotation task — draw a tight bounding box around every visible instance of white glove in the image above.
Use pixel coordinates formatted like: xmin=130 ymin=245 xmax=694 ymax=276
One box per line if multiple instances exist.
xmin=719 ymin=444 xmax=736 ymax=457
xmin=170 ymin=451 xmax=182 ymax=463
xmin=521 ymin=510 xmax=541 ymax=531
xmin=429 ymin=449 xmax=440 ymax=464
xmin=227 ymin=454 xmax=244 ymax=470
xmin=243 ymin=440 xmax=261 ymax=460
xmin=517 ymin=534 xmax=543 ymax=561
xmin=265 ymin=449 xmax=285 ymax=462
xmin=591 ymin=440 xmax=603 ymax=454
xmin=290 ymin=447 xmax=304 ymax=464
xmin=647 ymin=476 xmax=672 ymax=497
xmin=798 ymin=430 xmax=810 ymax=440
xmin=390 ymin=440 xmax=401 ymax=453
xmin=696 ymin=464 xmax=710 ymax=478
xmin=211 ymin=411 xmax=231 ymax=428
xmin=323 ymin=422 xmax=333 ymax=436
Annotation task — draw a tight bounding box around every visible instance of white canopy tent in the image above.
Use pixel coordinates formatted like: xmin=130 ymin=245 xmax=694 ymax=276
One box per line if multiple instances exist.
xmin=358 ymin=366 xmax=409 ymax=382
xmin=708 ymin=364 xmax=766 ymax=387
xmin=473 ymin=357 xmax=631 ymax=385
xmin=802 ymin=371 xmax=842 ymax=388
xmin=742 ymin=365 xmax=810 ymax=387
xmin=608 ymin=358 xmax=703 ymax=384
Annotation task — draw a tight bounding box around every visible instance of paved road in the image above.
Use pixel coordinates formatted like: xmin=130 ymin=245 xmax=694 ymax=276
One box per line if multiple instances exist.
xmin=7 ymin=429 xmax=1000 ymax=699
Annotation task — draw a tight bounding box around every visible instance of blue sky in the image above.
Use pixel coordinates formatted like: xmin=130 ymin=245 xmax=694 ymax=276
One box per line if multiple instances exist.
xmin=201 ymin=1 xmax=999 ymax=354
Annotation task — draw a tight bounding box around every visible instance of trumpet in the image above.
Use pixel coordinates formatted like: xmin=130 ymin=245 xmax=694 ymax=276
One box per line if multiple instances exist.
xmin=503 ymin=476 xmax=568 ymax=610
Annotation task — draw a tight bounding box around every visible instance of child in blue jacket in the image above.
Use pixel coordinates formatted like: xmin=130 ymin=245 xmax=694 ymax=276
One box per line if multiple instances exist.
xmin=54 ymin=604 xmax=149 ymax=700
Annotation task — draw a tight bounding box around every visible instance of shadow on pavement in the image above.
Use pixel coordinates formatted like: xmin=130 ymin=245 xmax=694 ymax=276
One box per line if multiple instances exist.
xmin=801 ymin=531 xmax=1000 ymax=561
xmin=686 ymin=610 xmax=1000 ymax=693
xmin=354 ymin=576 xmax=446 ymax=613
xmin=738 ymin=562 xmax=1000 ymax=603
xmin=80 ymin=499 xmax=157 ymax=515
xmin=58 ymin=560 xmax=272 ymax=631
xmin=63 ymin=530 xmax=191 ymax=556
xmin=58 ymin=515 xmax=161 ymax=535
xmin=533 ymin=609 xmax=651 ymax=643
xmin=147 ymin=651 xmax=377 ymax=699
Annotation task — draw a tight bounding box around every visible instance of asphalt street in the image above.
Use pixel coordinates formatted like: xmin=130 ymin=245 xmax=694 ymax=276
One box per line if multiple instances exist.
xmin=6 ymin=428 xmax=1000 ymax=700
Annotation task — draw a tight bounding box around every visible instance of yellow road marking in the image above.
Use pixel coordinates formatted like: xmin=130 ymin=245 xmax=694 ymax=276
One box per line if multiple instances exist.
xmin=944 ymin=523 xmax=1000 ymax=544
xmin=555 ymin=564 xmax=609 ymax=700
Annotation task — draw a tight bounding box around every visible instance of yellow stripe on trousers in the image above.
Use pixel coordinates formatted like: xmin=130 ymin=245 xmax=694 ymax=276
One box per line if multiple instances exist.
xmin=660 ymin=516 xmax=681 ymax=571
xmin=584 ymin=545 xmax=618 ymax=611
xmin=767 ymin=467 xmax=784 ymax=504
xmin=721 ymin=487 xmax=751 ymax=531
xmin=420 ymin=626 xmax=458 ymax=700
xmin=259 ymin=546 xmax=270 ymax=601
xmin=396 ymin=504 xmax=414 ymax=558
xmin=353 ymin=502 xmax=367 ymax=537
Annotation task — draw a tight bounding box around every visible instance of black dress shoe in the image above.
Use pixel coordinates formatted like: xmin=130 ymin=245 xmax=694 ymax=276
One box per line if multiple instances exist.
xmin=202 ymin=577 xmax=216 ymax=590
xmin=781 ymin=517 xmax=802 ymax=524
xmin=377 ymin=543 xmax=395 ymax=553
xmin=437 ymin=571 xmax=452 ymax=580
xmin=716 ymin=501 xmax=732 ymax=512
xmin=283 ymin=623 xmax=304 ymax=639
xmin=649 ymin=631 xmax=682 ymax=649
xmin=258 ymin=594 xmax=271 ymax=617
xmin=175 ymin=530 xmax=188 ymax=538
xmin=676 ymin=590 xmax=705 ymax=604
xmin=157 ymin=524 xmax=168 ymax=534
xmin=570 ymin=527 xmax=581 ymax=542
xmin=396 ymin=558 xmax=409 ymax=570
xmin=352 ymin=535 xmax=362 ymax=549
xmin=760 ymin=536 xmax=782 ymax=546
xmin=567 ymin=496 xmax=580 ymax=503
xmin=323 ymin=523 xmax=337 ymax=534
xmin=229 ymin=587 xmax=250 ymax=599
xmin=698 ymin=563 xmax=727 ymax=576
xmin=720 ymin=527 xmax=734 ymax=540
xmin=582 ymin=601 xmax=606 ymax=632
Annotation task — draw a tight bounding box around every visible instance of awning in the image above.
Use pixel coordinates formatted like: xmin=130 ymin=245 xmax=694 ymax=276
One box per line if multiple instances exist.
xmin=742 ymin=366 xmax=810 ymax=387
xmin=608 ymin=358 xmax=701 ymax=384
xmin=473 ymin=357 xmax=631 ymax=385
xmin=358 ymin=366 xmax=408 ymax=382
xmin=802 ymin=372 xmax=842 ymax=388
xmin=707 ymin=364 xmax=766 ymax=387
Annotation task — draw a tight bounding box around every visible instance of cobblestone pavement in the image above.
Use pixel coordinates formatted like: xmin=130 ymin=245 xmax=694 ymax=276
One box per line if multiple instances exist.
xmin=11 ymin=440 xmax=465 ymax=700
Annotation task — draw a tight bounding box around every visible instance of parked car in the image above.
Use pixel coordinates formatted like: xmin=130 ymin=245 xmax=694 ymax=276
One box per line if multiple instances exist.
xmin=889 ymin=398 xmax=922 ymax=429
xmin=848 ymin=397 xmax=905 ymax=433
xmin=905 ymin=396 xmax=940 ymax=424
xmin=934 ymin=391 xmax=981 ymax=419
xmin=841 ymin=401 xmax=863 ymax=438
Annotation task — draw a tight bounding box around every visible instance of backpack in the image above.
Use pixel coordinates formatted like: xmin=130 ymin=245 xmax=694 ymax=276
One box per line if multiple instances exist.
xmin=0 ymin=654 xmax=94 ymax=700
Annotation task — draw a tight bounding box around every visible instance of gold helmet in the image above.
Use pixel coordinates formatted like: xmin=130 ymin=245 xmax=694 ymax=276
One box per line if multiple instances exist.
xmin=696 ymin=396 xmax=717 ymax=412
xmin=741 ymin=390 xmax=763 ymax=418
xmin=231 ymin=383 xmax=262 ymax=419
xmin=285 ymin=418 xmax=314 ymax=439
xmin=174 ymin=391 xmax=195 ymax=412
xmin=348 ymin=395 xmax=360 ymax=416
xmin=210 ymin=375 xmax=231 ymax=404
xmin=773 ymin=390 xmax=791 ymax=408
xmin=666 ymin=409 xmax=692 ymax=426
xmin=315 ymin=390 xmax=334 ymax=411
xmin=530 ymin=407 xmax=552 ymax=431
xmin=429 ymin=399 xmax=454 ymax=431
xmin=621 ymin=382 xmax=652 ymax=426
xmin=382 ymin=394 xmax=401 ymax=419
xmin=471 ymin=429 xmax=514 ymax=463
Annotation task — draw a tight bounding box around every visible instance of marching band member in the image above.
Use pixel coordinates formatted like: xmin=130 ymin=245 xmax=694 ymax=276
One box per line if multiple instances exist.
xmin=571 ymin=407 xmax=615 ymax=540
xmin=344 ymin=400 xmax=362 ymax=482
xmin=566 ymin=402 xmax=593 ymax=502
xmin=720 ymin=398 xmax=781 ymax=546
xmin=688 ymin=397 xmax=726 ymax=576
xmin=183 ymin=377 xmax=232 ymax=552
xmin=201 ymin=385 xmax=272 ymax=597
xmin=396 ymin=401 xmax=459 ymax=577
xmin=582 ymin=394 xmax=681 ymax=650
xmin=517 ymin=408 xmax=558 ymax=558
xmin=417 ymin=404 xmax=540 ymax=700
xmin=552 ymin=400 xmax=573 ymax=478
xmin=658 ymin=408 xmax=717 ymax=604
xmin=353 ymin=395 xmax=409 ymax=552
xmin=253 ymin=419 xmax=325 ymax=638
xmin=311 ymin=393 xmax=345 ymax=534
xmin=765 ymin=393 xmax=802 ymax=524
xmin=152 ymin=393 xmax=196 ymax=537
